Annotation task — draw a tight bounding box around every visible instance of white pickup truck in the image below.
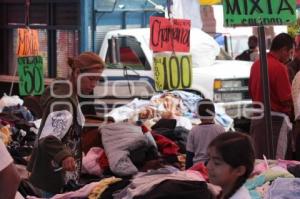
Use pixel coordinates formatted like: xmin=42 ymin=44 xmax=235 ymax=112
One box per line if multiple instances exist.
xmin=94 ymin=28 xmax=253 ymax=123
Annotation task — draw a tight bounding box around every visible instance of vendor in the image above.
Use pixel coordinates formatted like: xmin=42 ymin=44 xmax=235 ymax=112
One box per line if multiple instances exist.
xmin=27 ymin=52 xmax=105 ymax=196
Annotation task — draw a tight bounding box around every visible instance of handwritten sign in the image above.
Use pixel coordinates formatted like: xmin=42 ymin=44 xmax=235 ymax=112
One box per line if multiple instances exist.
xmin=18 ymin=56 xmax=44 ymax=96
xmin=150 ymin=16 xmax=191 ymax=52
xmin=223 ymin=0 xmax=296 ymax=27
xmin=153 ymin=54 xmax=192 ymax=91
xmin=17 ymin=28 xmax=39 ymax=56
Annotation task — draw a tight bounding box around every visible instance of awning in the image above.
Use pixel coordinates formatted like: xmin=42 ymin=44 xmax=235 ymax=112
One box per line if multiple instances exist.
xmin=199 ymin=0 xmax=221 ymax=5
xmin=200 ymin=0 xmax=300 ymax=7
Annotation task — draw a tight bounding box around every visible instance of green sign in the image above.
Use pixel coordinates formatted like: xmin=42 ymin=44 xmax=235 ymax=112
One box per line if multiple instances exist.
xmin=223 ymin=0 xmax=296 ymax=27
xmin=153 ymin=54 xmax=192 ymax=91
xmin=18 ymin=56 xmax=44 ymax=96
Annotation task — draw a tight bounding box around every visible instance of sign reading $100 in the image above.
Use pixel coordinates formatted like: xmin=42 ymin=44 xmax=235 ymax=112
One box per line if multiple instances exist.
xmin=153 ymin=54 xmax=192 ymax=91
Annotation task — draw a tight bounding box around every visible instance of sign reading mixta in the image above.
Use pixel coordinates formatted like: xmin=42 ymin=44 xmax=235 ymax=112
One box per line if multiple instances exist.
xmin=223 ymin=0 xmax=296 ymax=27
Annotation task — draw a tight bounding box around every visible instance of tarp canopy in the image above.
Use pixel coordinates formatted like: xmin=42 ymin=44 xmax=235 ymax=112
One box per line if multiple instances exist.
xmin=199 ymin=0 xmax=221 ymax=5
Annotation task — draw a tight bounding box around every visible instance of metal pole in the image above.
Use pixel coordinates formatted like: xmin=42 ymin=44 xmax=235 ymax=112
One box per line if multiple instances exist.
xmin=92 ymin=0 xmax=95 ymax=52
xmin=258 ymin=26 xmax=274 ymax=159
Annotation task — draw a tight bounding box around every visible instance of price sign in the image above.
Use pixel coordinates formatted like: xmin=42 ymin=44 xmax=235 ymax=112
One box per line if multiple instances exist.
xmin=150 ymin=16 xmax=191 ymax=52
xmin=18 ymin=56 xmax=44 ymax=96
xmin=223 ymin=0 xmax=296 ymax=27
xmin=153 ymin=54 xmax=192 ymax=91
xmin=17 ymin=28 xmax=39 ymax=56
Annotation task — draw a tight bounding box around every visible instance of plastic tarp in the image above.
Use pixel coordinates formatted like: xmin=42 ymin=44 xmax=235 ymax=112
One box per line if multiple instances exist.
xmin=189 ymin=28 xmax=220 ymax=68
xmin=171 ymin=0 xmax=202 ymax=29
xmin=199 ymin=0 xmax=221 ymax=5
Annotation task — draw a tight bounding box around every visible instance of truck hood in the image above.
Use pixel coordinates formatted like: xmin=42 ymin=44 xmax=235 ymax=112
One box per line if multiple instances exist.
xmin=193 ymin=60 xmax=252 ymax=79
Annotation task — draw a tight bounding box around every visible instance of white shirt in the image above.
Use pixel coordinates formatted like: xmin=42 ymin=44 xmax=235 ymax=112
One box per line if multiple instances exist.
xmin=292 ymin=72 xmax=300 ymax=120
xmin=230 ymin=185 xmax=251 ymax=199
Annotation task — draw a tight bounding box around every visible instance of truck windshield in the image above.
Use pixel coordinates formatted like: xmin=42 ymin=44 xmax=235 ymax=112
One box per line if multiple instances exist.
xmin=105 ymin=36 xmax=151 ymax=70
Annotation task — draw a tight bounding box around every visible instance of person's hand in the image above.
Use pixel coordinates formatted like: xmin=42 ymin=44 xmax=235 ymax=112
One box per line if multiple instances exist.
xmin=62 ymin=156 xmax=76 ymax=171
xmin=207 ymin=183 xmax=222 ymax=198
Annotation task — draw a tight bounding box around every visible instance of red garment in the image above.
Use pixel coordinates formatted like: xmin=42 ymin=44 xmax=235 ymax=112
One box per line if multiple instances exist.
xmin=98 ymin=151 xmax=109 ymax=170
xmin=151 ymin=132 xmax=179 ymax=156
xmin=141 ymin=124 xmax=149 ymax=134
xmin=188 ymin=162 xmax=209 ymax=181
xmin=249 ymin=52 xmax=292 ymax=115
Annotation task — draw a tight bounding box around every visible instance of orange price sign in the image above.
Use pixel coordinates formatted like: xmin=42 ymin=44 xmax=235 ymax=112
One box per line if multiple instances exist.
xmin=17 ymin=28 xmax=39 ymax=56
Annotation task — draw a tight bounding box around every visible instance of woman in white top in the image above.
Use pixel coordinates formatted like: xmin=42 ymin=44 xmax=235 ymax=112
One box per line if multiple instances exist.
xmin=207 ymin=132 xmax=255 ymax=199
xmin=292 ymin=71 xmax=300 ymax=160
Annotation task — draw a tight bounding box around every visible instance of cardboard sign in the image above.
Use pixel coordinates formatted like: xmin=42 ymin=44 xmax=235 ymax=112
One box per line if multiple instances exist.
xmin=150 ymin=16 xmax=191 ymax=52
xmin=153 ymin=54 xmax=192 ymax=91
xmin=17 ymin=28 xmax=39 ymax=56
xmin=223 ymin=0 xmax=296 ymax=27
xmin=18 ymin=56 xmax=44 ymax=96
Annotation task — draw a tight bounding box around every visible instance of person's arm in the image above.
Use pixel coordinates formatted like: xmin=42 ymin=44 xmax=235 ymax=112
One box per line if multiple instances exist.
xmin=38 ymin=100 xmax=76 ymax=171
xmin=0 ymin=163 xmax=20 ymax=199
xmin=0 ymin=140 xmax=20 ymax=199
xmin=185 ymin=151 xmax=195 ymax=169
xmin=39 ymin=136 xmax=75 ymax=171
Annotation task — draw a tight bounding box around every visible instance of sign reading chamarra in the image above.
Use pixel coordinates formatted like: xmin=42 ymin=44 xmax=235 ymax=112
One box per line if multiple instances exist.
xmin=223 ymin=0 xmax=296 ymax=27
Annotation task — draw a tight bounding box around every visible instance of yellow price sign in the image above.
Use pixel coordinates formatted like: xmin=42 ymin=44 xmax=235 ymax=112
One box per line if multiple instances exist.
xmin=153 ymin=54 xmax=192 ymax=91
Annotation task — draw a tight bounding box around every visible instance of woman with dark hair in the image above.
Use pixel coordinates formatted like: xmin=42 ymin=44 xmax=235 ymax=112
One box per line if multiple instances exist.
xmin=207 ymin=132 xmax=255 ymax=199
xmin=27 ymin=52 xmax=105 ymax=197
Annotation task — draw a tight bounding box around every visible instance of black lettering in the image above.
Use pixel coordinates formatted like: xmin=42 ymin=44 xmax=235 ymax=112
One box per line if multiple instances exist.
xmin=243 ymin=0 xmax=248 ymax=14
xmin=181 ymin=56 xmax=192 ymax=88
xmin=169 ymin=56 xmax=180 ymax=89
xmin=250 ymin=18 xmax=257 ymax=25
xmin=225 ymin=0 xmax=241 ymax=15
xmin=18 ymin=57 xmax=25 ymax=65
xmin=33 ymin=66 xmax=42 ymax=93
xmin=241 ymin=18 xmax=247 ymax=25
xmin=278 ymin=0 xmax=294 ymax=15
xmin=250 ymin=0 xmax=263 ymax=15
xmin=266 ymin=0 xmax=273 ymax=14
xmin=151 ymin=19 xmax=160 ymax=47
xmin=182 ymin=30 xmax=190 ymax=47
xmin=162 ymin=57 xmax=169 ymax=89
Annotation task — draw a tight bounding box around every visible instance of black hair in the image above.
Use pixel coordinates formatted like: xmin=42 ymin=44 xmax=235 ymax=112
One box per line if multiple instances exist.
xmin=208 ymin=132 xmax=255 ymax=199
xmin=270 ymin=33 xmax=295 ymax=51
xmin=197 ymin=98 xmax=215 ymax=118
xmin=248 ymin=35 xmax=258 ymax=49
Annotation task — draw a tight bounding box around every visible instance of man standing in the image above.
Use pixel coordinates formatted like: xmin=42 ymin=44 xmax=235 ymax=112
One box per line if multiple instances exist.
xmin=288 ymin=44 xmax=300 ymax=83
xmin=249 ymin=33 xmax=294 ymax=159
xmin=236 ymin=35 xmax=259 ymax=61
